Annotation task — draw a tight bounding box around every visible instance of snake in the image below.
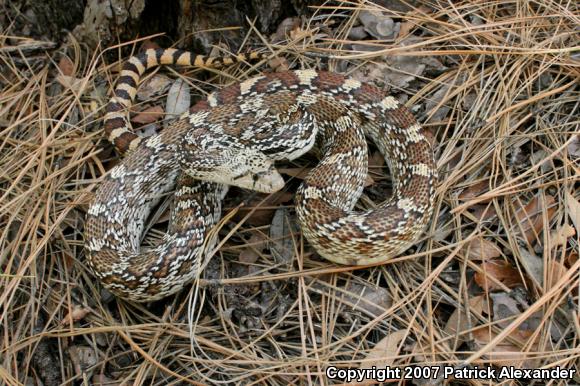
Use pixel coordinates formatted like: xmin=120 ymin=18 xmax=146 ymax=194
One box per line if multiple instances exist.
xmin=84 ymin=48 xmax=436 ymax=302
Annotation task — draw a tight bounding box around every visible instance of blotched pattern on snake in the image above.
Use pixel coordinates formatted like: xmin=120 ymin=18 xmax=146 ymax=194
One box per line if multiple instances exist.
xmin=84 ymin=48 xmax=436 ymax=301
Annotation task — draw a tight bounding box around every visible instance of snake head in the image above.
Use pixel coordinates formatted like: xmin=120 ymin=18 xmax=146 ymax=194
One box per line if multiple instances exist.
xmin=182 ymin=147 xmax=285 ymax=193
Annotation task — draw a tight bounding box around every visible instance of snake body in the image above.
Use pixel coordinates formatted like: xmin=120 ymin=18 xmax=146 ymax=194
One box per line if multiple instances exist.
xmin=84 ymin=48 xmax=436 ymax=301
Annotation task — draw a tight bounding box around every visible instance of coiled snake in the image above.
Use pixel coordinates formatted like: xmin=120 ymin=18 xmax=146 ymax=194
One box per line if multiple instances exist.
xmin=84 ymin=48 xmax=436 ymax=302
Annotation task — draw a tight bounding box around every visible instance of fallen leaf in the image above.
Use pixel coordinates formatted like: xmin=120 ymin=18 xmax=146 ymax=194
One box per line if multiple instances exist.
xmin=239 ymin=232 xmax=268 ymax=264
xmin=490 ymin=292 xmax=522 ymax=328
xmin=58 ymin=56 xmax=75 ymax=76
xmin=470 ymin=204 xmax=497 ymax=222
xmin=444 ymin=295 xmax=487 ymax=349
xmin=165 ymin=78 xmax=190 ymax=120
xmin=60 ymin=305 xmax=91 ymax=325
xmin=271 ymin=17 xmax=301 ymax=42
xmin=56 ymin=75 xmax=84 ymax=93
xmin=131 ymin=105 xmax=164 ymax=124
xmin=466 ymin=238 xmax=501 ymax=261
xmin=565 ymin=191 xmax=580 ymax=232
xmin=289 ymin=26 xmax=312 ymax=41
xmin=141 ymin=40 xmax=160 ymax=51
xmin=514 ymin=194 xmax=556 ymax=244
xmin=471 ymin=326 xmax=539 ymax=368
xmin=369 ymin=151 xmax=386 ymax=169
xmin=548 ymin=224 xmax=575 ymax=248
xmin=268 ymin=56 xmax=289 ymax=72
xmin=137 ymin=74 xmax=173 ymax=101
xmin=69 ymin=345 xmax=98 ymax=374
xmin=474 ymin=260 xmax=523 ymax=291
xmin=342 ymin=281 xmax=392 ymax=319
xmin=459 ymin=180 xmax=490 ymax=201
xmin=269 ymin=208 xmax=299 ymax=265
xmin=360 ymin=330 xmax=407 ymax=370
xmin=567 ymin=134 xmax=579 ymax=159
xmin=565 ymin=250 xmax=578 ymax=267
xmin=359 ymin=10 xmax=400 ymax=39
xmin=516 ymin=247 xmax=543 ymax=288
xmin=399 ymin=5 xmax=431 ymax=39
xmin=546 ymin=260 xmax=568 ymax=290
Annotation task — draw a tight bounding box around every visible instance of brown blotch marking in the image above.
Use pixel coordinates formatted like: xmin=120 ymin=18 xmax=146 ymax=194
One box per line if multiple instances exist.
xmin=311 ymin=71 xmax=346 ymax=91
xmin=152 ymin=260 xmax=170 ymax=279
xmin=114 ymin=131 xmax=139 ymax=153
xmin=387 ymin=105 xmax=416 ymax=129
xmin=122 ymin=62 xmax=139 ymax=76
xmin=251 ymin=76 xmax=277 ymax=94
xmin=353 ymin=83 xmax=385 ymax=104
xmin=307 ymin=97 xmax=348 ymax=123
xmin=190 ymin=100 xmax=210 ymax=112
xmin=107 ymin=101 xmax=124 ymax=113
xmin=177 ymin=260 xmax=194 ymax=276
xmin=274 ymin=71 xmax=301 ymax=89
xmin=117 ymin=75 xmax=137 ymax=90
xmin=154 ymin=48 xmax=165 ymax=63
xmin=223 ymin=121 xmax=245 ymax=137
xmin=214 ymin=83 xmax=242 ymax=104
xmin=405 ymin=141 xmax=433 ymax=165
xmin=104 ymin=117 xmax=126 ymax=134
xmin=114 ymin=88 xmax=131 ymax=101
xmin=145 ymin=283 xmax=162 ymax=296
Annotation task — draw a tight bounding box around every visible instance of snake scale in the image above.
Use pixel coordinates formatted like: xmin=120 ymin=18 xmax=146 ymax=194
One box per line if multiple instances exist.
xmin=84 ymin=48 xmax=436 ymax=302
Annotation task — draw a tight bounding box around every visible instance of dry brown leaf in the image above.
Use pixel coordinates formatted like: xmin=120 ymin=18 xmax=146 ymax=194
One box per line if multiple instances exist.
xmin=548 ymin=223 xmax=575 ymax=248
xmin=56 ymin=75 xmax=83 ymax=93
xmin=567 ymin=134 xmax=580 ymax=158
xmin=137 ymin=74 xmax=173 ymax=101
xmin=546 ymin=260 xmax=568 ymax=290
xmin=398 ymin=20 xmax=415 ymax=39
xmin=471 ymin=326 xmax=539 ymax=368
xmin=141 ymin=40 xmax=160 ymax=51
xmin=490 ymin=292 xmax=522 ymax=328
xmin=360 ymin=329 xmax=407 ymax=370
xmin=444 ymin=295 xmax=487 ymax=348
xmin=60 ymin=305 xmax=91 ymax=325
xmin=69 ymin=345 xmax=98 ymax=375
xmin=269 ymin=208 xmax=299 ymax=264
xmin=165 ymin=79 xmax=190 ymax=119
xmin=565 ymin=250 xmax=578 ymax=267
xmin=516 ymin=247 xmax=543 ymax=288
xmin=131 ymin=105 xmax=164 ymax=124
xmin=268 ymin=56 xmax=290 ymax=72
xmin=289 ymin=26 xmax=311 ymax=41
xmin=342 ymin=281 xmax=392 ymax=319
xmin=466 ymin=238 xmax=501 ymax=261
xmin=514 ymin=194 xmax=556 ymax=244
xmin=470 ymin=203 xmax=497 ymax=221
xmin=58 ymin=56 xmax=74 ymax=76
xmin=459 ymin=180 xmax=490 ymax=201
xmin=239 ymin=232 xmax=267 ymax=264
xmin=565 ymin=191 xmax=580 ymax=232
xmin=474 ymin=260 xmax=523 ymax=291
xmin=271 ymin=17 xmax=301 ymax=42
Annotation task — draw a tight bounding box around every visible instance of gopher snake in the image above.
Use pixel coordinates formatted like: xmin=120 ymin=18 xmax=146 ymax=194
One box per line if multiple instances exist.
xmin=84 ymin=48 xmax=436 ymax=301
